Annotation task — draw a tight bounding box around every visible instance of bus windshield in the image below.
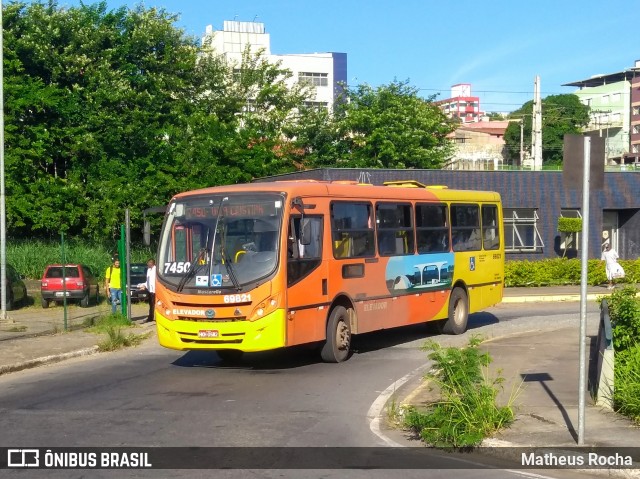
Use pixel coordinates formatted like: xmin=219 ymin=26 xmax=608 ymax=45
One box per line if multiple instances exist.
xmin=157 ymin=193 xmax=284 ymax=291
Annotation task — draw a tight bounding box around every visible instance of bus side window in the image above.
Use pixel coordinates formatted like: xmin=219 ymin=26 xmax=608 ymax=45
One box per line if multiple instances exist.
xmin=288 ymin=216 xmax=323 ymax=287
xmin=482 ymin=205 xmax=500 ymax=250
xmin=331 ymin=202 xmax=374 ymax=259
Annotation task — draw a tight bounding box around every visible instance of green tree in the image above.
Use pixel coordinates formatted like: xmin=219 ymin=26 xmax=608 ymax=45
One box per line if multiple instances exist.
xmin=504 ymin=94 xmax=590 ymax=167
xmin=3 ymin=2 xmax=312 ymax=240
xmin=291 ymin=80 xmax=455 ymax=169
xmin=329 ymin=80 xmax=455 ymax=169
xmin=486 ymin=112 xmax=506 ymax=121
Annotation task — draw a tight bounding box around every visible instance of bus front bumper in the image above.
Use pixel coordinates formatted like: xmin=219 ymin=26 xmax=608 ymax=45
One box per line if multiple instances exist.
xmin=156 ymin=309 xmax=286 ymax=352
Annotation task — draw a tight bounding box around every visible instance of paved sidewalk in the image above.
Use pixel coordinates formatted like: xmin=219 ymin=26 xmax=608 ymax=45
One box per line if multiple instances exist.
xmin=0 ymin=301 xmax=152 ymax=375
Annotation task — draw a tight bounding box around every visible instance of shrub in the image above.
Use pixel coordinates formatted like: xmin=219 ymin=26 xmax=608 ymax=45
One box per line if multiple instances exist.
xmin=607 ymin=286 xmax=640 ymax=352
xmin=403 ymin=337 xmax=516 ymax=448
xmin=505 ymin=258 xmax=640 ymax=287
xmin=603 ymin=286 xmax=640 ymax=423
xmin=613 ymin=344 xmax=640 ymax=424
xmin=7 ymin=240 xmax=154 ymax=280
xmin=557 ymin=217 xmax=582 ymax=233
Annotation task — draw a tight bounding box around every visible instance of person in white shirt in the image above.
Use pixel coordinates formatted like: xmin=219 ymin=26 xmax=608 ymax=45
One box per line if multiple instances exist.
xmin=601 ymin=244 xmax=623 ymax=290
xmin=139 ymin=258 xmax=156 ymax=323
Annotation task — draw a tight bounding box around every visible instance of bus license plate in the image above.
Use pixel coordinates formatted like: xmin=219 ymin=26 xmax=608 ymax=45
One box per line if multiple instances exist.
xmin=198 ymin=330 xmax=219 ymax=338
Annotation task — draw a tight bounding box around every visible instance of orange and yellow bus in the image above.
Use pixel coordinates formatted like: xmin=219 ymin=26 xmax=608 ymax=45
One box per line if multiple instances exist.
xmin=154 ymin=179 xmax=504 ymax=362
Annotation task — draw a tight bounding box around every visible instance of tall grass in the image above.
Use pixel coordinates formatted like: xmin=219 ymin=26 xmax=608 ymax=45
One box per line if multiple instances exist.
xmin=614 ymin=344 xmax=640 ymax=424
xmin=403 ymin=337 xmax=518 ymax=448
xmin=8 ymin=240 xmax=155 ymax=280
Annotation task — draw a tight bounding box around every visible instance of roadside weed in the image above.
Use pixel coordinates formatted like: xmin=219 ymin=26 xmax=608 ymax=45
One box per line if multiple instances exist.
xmin=403 ymin=336 xmax=518 ymax=448
xmin=98 ymin=326 xmax=149 ymax=352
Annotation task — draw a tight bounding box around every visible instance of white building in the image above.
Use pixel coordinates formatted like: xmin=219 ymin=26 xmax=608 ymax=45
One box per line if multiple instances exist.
xmin=202 ymin=21 xmax=347 ymax=110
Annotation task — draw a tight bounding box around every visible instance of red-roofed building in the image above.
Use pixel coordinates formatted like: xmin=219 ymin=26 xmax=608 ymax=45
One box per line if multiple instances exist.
xmin=447 ymin=121 xmax=511 ymax=170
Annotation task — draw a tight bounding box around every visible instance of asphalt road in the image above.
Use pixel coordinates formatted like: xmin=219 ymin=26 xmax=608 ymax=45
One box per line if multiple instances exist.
xmin=0 ymin=301 xmax=601 ymax=479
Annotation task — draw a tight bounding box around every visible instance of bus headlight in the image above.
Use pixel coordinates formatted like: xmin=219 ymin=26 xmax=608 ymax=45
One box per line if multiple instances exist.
xmin=249 ymin=293 xmax=281 ymax=321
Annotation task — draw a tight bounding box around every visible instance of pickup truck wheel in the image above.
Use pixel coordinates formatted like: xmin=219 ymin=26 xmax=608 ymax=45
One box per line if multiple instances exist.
xmin=41 ymin=297 xmax=49 ymax=308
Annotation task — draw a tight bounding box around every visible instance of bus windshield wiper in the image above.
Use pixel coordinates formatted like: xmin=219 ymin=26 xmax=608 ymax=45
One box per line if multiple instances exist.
xmin=221 ymin=252 xmax=241 ymax=291
xmin=176 ymin=248 xmax=206 ymax=293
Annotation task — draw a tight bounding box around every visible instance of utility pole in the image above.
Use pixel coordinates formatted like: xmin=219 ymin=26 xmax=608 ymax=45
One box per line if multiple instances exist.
xmin=520 ymin=120 xmax=524 ymax=168
xmin=531 ymin=76 xmax=543 ymax=170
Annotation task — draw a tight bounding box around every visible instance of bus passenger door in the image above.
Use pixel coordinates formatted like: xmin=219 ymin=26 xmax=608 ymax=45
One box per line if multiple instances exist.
xmin=285 ymin=216 xmax=328 ymax=346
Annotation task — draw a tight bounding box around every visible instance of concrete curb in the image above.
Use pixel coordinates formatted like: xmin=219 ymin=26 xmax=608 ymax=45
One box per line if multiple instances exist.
xmin=0 ymin=346 xmax=100 ymax=376
xmin=501 ymin=294 xmax=603 ymax=303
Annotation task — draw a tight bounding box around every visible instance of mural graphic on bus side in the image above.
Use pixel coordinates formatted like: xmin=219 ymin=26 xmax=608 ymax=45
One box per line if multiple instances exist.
xmin=385 ymin=253 xmax=455 ymax=294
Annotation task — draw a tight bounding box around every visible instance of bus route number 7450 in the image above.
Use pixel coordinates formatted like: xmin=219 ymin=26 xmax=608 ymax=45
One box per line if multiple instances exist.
xmin=164 ymin=262 xmax=192 ymax=274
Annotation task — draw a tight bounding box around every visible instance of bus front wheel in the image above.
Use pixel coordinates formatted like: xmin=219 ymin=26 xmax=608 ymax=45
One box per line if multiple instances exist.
xmin=321 ymin=306 xmax=352 ymax=363
xmin=442 ymin=288 xmax=469 ymax=335
xmin=217 ymin=349 xmax=244 ymax=363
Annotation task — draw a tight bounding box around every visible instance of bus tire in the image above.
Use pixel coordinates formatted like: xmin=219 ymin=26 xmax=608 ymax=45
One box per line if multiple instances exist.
xmin=442 ymin=287 xmax=468 ymax=335
xmin=217 ymin=349 xmax=243 ymax=363
xmin=320 ymin=306 xmax=352 ymax=363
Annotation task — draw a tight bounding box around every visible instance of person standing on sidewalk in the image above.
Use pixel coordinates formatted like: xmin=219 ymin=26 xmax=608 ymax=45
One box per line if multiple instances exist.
xmin=601 ymin=244 xmax=624 ymax=289
xmin=140 ymin=258 xmax=156 ymax=323
xmin=105 ymin=258 xmax=122 ymax=313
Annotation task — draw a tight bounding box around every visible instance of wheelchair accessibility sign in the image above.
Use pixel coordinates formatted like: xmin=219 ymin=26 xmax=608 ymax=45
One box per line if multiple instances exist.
xmin=211 ymin=274 xmax=223 ymax=287
xmin=469 ymin=257 xmax=476 ymax=271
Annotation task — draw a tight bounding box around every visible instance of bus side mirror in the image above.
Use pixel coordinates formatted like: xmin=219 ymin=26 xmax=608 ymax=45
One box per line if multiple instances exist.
xmin=300 ymin=218 xmax=312 ymax=246
xmin=143 ymin=219 xmax=151 ymax=246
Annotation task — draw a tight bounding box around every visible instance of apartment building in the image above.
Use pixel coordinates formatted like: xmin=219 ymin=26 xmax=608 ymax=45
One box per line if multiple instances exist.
xmin=434 ymin=84 xmax=483 ymax=123
xmin=564 ymin=62 xmax=640 ymax=164
xmin=630 ymin=60 xmax=640 ymax=162
xmin=202 ymin=20 xmax=347 ymax=110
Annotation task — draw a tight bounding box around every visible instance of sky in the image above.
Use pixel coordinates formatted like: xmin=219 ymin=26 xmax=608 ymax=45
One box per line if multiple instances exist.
xmin=68 ymin=0 xmax=638 ymax=113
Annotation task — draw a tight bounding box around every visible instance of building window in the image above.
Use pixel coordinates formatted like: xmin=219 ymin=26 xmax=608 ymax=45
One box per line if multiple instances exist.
xmin=633 ymin=125 xmax=640 ymax=135
xmin=299 ymin=72 xmax=328 ymax=87
xmin=633 ymin=106 xmax=640 ymax=116
xmin=559 ymin=209 xmax=581 ymax=252
xmin=633 ymin=144 xmax=640 ymax=154
xmin=611 ymin=93 xmax=621 ymax=103
xmin=302 ymin=101 xmax=328 ymax=109
xmin=503 ymin=208 xmax=544 ymax=252
xmin=602 ymin=95 xmax=609 ymax=104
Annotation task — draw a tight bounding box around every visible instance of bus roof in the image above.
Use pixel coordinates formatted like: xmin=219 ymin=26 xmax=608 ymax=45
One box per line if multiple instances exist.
xmin=172 ymin=180 xmax=501 ymax=203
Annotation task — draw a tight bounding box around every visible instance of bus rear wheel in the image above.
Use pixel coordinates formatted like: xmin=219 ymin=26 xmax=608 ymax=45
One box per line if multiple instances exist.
xmin=321 ymin=306 xmax=352 ymax=363
xmin=442 ymin=287 xmax=469 ymax=335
